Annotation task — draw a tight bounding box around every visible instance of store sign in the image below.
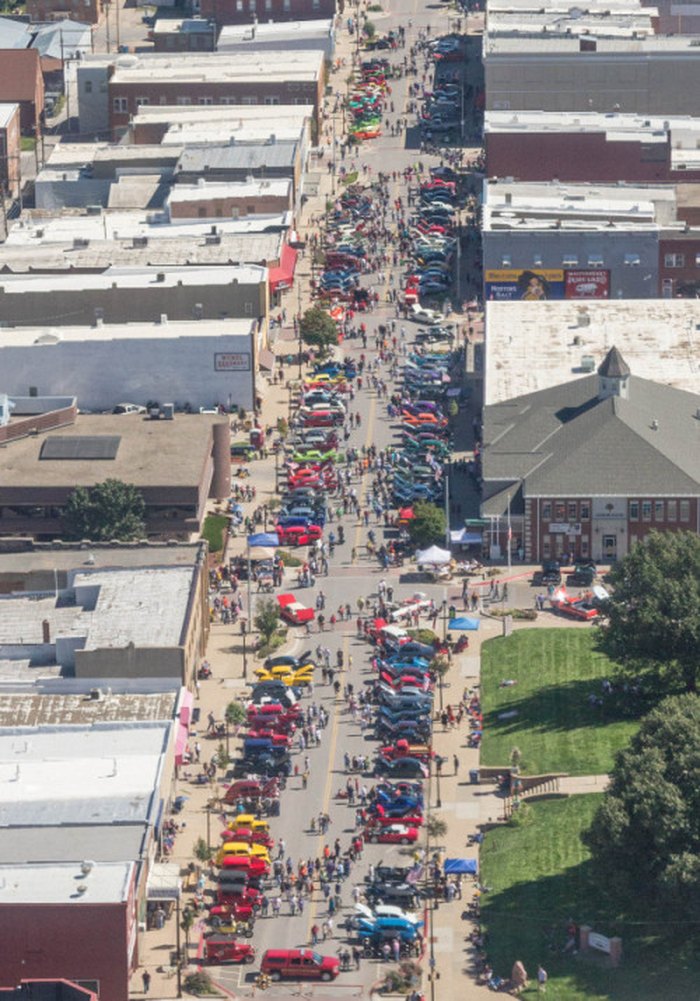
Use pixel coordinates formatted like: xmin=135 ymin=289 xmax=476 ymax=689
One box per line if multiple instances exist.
xmin=550 ymin=522 xmax=582 ymax=536
xmin=588 ymin=932 xmax=611 ymax=955
xmin=565 ymin=269 xmax=610 ymax=299
xmin=214 ymin=353 xmax=251 ymax=372
xmin=592 ymin=498 xmax=626 ymax=519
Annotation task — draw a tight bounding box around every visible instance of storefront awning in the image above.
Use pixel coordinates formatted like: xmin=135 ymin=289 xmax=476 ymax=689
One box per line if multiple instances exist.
xmin=269 ymin=243 xmax=298 ymax=294
xmin=175 ymin=689 xmax=193 ymax=766
xmin=147 ymin=863 xmax=181 ymax=901
xmin=259 ymin=348 xmax=276 ymax=371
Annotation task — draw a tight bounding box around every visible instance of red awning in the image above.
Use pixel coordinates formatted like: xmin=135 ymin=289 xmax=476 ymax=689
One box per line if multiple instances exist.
xmin=268 ymin=243 xmax=298 ymax=294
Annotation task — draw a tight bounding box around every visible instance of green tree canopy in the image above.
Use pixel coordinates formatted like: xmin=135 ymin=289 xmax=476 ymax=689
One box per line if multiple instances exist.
xmin=584 ymin=693 xmax=700 ymax=924
xmin=299 ymin=306 xmax=339 ymax=357
xmin=600 ymin=530 xmax=700 ymax=692
xmin=408 ymin=501 xmax=447 ymax=548
xmin=63 ymin=478 xmax=146 ymax=542
xmin=254 ymin=597 xmax=281 ymax=644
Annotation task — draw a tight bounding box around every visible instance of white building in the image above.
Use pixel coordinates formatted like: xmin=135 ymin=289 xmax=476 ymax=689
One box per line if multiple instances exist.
xmin=0 ymin=317 xmax=259 ymax=412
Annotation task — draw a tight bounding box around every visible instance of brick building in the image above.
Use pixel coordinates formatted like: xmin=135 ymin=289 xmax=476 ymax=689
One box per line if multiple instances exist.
xmin=200 ymin=0 xmax=335 ymax=28
xmin=480 ymin=348 xmax=700 ymax=563
xmin=0 ymin=50 xmax=44 ymax=134
xmin=27 ymin=0 xmax=101 ymax=23
xmin=151 ymin=17 xmax=217 ymax=51
xmin=485 ymin=111 xmax=700 ymax=185
xmin=0 ymin=103 xmax=20 ymax=196
xmin=166 ymin=177 xmax=292 ymax=219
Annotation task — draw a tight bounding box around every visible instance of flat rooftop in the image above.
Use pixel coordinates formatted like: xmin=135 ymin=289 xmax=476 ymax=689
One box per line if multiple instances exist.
xmin=167 ymin=178 xmax=292 ymax=203
xmin=7 ymin=211 xmax=288 ymax=244
xmin=0 ymin=861 xmax=134 ymax=904
xmin=0 ymin=317 xmax=255 ymax=346
xmin=484 ymin=109 xmax=687 ymax=137
xmin=482 ymin=179 xmax=678 ymax=230
xmin=0 ymin=723 xmax=169 ymax=825
xmin=108 ymin=49 xmax=323 ymax=84
xmin=0 ymin=565 xmax=195 ymax=649
xmin=0 ymin=232 xmax=283 ymax=270
xmin=486 ymin=10 xmax=655 ymax=36
xmin=0 ymin=690 xmax=178 ymax=726
xmin=0 ymin=412 xmax=227 ymax=489
xmin=44 ymin=142 xmax=182 ymax=169
xmin=0 ymin=825 xmax=146 ymax=865
xmin=131 ymin=103 xmax=313 ymax=124
xmin=153 ymin=16 xmax=215 ymax=33
xmin=0 ymin=540 xmax=204 ymax=575
xmin=162 ymin=123 xmax=304 ymax=146
xmin=0 ymin=263 xmax=266 ymax=294
xmin=485 ymin=299 xmax=700 ymax=405
xmin=0 ymin=103 xmax=17 ymax=129
xmin=484 ymin=33 xmax=700 ymax=53
xmin=176 ymin=142 xmax=298 ymax=173
xmin=218 ymin=18 xmax=333 ymax=41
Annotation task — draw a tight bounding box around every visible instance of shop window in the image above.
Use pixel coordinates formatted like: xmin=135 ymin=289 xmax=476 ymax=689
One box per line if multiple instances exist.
xmin=580 ymin=536 xmax=589 ymax=556
xmin=542 ymin=537 xmax=551 ymax=559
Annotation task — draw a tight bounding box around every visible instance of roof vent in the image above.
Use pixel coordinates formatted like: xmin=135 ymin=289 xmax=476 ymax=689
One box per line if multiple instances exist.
xmin=76 ymin=884 xmax=88 ymax=895
xmin=650 ymin=418 xmax=659 ymax=430
xmin=81 ymin=860 xmax=95 ymax=875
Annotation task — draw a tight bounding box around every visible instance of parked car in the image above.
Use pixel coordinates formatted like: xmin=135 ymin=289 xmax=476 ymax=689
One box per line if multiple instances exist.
xmin=277 ymin=593 xmax=315 ymax=626
xmin=203 ymin=936 xmax=256 ymax=965
xmin=363 ymin=823 xmax=420 ymax=845
xmin=260 ymin=949 xmax=341 ymax=982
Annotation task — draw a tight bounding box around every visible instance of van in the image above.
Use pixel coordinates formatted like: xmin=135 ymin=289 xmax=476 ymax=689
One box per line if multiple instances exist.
xmin=260 ymin=949 xmax=340 ymax=982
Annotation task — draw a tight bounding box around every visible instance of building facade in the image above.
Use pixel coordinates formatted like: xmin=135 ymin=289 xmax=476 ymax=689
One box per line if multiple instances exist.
xmin=199 ymin=0 xmax=335 ymax=27
xmin=0 ymin=104 xmax=20 ymax=196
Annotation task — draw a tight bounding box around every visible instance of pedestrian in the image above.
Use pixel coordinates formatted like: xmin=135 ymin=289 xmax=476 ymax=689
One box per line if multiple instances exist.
xmin=537 ymin=966 xmax=548 ymax=993
xmin=194 ymin=740 xmax=201 ymax=763
xmin=453 ymin=753 xmax=459 ymax=775
xmin=142 ymin=971 xmax=151 ymax=994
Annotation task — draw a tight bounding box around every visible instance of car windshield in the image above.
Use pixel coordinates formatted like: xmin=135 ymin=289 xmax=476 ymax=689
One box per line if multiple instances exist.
xmin=310 ymin=952 xmax=322 ymax=964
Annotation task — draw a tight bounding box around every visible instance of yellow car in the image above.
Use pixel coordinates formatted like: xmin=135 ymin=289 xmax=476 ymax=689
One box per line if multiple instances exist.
xmin=216 ymin=841 xmax=271 ymax=866
xmin=253 ymin=664 xmax=314 ymax=687
xmin=227 ymin=815 xmax=270 ymax=834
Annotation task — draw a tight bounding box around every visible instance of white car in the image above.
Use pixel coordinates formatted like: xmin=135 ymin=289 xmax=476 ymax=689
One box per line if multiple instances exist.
xmin=410 ymin=304 xmax=442 ymax=325
xmin=112 ymin=402 xmax=146 ymax=415
xmin=354 ymin=903 xmax=421 ymax=925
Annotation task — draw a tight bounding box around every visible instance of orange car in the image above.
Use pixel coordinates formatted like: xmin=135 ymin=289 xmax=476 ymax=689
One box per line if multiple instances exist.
xmin=401 ymin=412 xmax=448 ymax=428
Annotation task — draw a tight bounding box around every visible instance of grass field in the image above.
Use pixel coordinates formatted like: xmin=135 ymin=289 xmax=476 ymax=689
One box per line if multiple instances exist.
xmin=480 ymin=796 xmax=699 ymax=1001
xmin=202 ymin=513 xmax=228 ymax=555
xmin=480 ymin=629 xmax=641 ymax=775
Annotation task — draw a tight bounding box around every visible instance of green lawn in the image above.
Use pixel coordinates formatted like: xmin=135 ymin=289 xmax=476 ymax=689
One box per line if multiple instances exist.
xmin=201 ymin=513 xmax=228 ymax=555
xmin=480 ymin=629 xmax=641 ymax=775
xmin=480 ymin=796 xmax=700 ymax=1001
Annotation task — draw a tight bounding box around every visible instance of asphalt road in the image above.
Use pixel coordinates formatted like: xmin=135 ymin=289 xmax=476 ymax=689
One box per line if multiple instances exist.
xmin=209 ymin=7 xmax=480 ymax=995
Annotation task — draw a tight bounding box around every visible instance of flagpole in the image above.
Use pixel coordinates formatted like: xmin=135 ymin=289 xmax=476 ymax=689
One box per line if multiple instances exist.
xmin=507 ymin=493 xmax=512 ymax=572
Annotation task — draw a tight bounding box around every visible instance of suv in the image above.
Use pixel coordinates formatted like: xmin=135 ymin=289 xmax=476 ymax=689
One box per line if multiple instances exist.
xmin=260 ymin=949 xmax=340 ymax=982
xmin=112 ymin=402 xmax=146 ymax=415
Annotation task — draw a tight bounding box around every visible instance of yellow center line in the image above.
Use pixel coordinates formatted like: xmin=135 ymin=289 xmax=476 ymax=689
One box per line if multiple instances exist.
xmin=351 ymin=390 xmax=378 ymax=563
xmin=305 ymin=629 xmax=349 ymax=940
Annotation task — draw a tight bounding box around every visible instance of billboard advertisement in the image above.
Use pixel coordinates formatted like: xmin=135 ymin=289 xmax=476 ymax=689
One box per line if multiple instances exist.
xmin=564 ymin=269 xmax=610 ymax=299
xmin=485 ymin=268 xmax=610 ymax=301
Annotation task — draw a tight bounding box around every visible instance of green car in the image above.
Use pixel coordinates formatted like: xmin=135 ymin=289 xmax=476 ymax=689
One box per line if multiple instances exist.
xmin=292 ymin=448 xmax=343 ymax=464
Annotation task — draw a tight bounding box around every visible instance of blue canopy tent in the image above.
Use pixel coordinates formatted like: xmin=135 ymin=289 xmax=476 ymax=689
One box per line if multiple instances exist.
xmin=448 ymin=616 xmax=480 ymax=631
xmin=247 ymin=532 xmax=280 ymax=547
xmin=444 ymin=858 xmax=478 ymax=875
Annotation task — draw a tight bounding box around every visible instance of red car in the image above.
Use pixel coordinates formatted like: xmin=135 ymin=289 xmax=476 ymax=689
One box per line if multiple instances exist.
xmin=217 ymin=886 xmax=262 ymax=907
xmin=277 ymin=593 xmax=316 ymax=625
xmin=275 ymin=525 xmax=323 ymax=547
xmin=203 ymin=936 xmax=256 ymax=965
xmin=553 ymin=597 xmax=600 ymax=621
xmin=210 ymin=900 xmax=257 ymax=923
xmin=223 ymin=778 xmax=280 ymax=804
xmin=363 ymin=823 xmax=420 ymax=845
xmin=219 ymin=855 xmax=270 ymax=878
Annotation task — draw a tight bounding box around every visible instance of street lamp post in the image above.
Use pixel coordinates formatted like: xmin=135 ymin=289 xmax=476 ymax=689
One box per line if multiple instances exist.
xmin=175 ymin=894 xmax=183 ymax=998
xmin=241 ymin=619 xmax=248 ymax=680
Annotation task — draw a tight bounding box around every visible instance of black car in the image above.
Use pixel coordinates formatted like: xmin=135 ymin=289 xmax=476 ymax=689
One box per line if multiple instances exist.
xmin=367 ymin=865 xmax=416 ymax=885
xmin=249 ymin=684 xmax=299 ymax=706
xmin=365 ymin=883 xmax=422 ymax=907
xmin=233 ymin=755 xmax=292 ymax=778
xmin=373 ymin=757 xmax=428 ymax=779
xmin=568 ymin=564 xmax=596 ymax=587
xmin=533 ymin=560 xmax=562 ymax=586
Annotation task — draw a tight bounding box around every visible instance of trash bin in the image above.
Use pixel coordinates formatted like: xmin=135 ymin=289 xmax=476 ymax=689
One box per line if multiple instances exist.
xmin=469 ymin=768 xmax=480 ymax=785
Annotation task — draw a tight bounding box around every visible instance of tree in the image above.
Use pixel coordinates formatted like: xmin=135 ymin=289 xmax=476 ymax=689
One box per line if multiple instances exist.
xmin=408 ymin=501 xmax=447 ymax=548
xmin=600 ymin=530 xmax=700 ymax=692
xmin=180 ymin=905 xmax=195 ymax=956
xmin=584 ymin=693 xmax=700 ymax=924
xmin=299 ymin=306 xmax=339 ymax=357
xmin=63 ymin=478 xmax=146 ymax=542
xmin=427 ymin=815 xmax=448 ymax=842
xmin=254 ymin=597 xmax=280 ymax=645
xmin=225 ymin=701 xmax=247 ymax=730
